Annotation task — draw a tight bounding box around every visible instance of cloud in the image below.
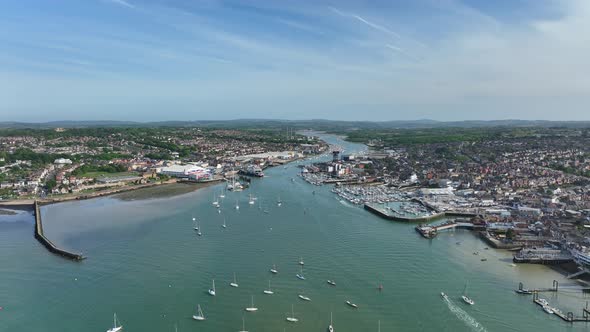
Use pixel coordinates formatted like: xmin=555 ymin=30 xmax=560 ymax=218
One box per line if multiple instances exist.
xmin=103 ymin=0 xmax=135 ymax=9
xmin=329 ymin=6 xmax=400 ymax=38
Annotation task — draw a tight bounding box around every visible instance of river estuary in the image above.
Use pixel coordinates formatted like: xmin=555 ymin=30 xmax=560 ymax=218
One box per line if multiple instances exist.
xmin=1 ymin=134 xmax=589 ymax=331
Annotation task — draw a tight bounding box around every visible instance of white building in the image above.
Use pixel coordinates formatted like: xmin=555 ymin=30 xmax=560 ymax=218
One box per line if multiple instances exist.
xmin=159 ymin=164 xmax=211 ymax=179
xmin=54 ymin=158 xmax=73 ymax=165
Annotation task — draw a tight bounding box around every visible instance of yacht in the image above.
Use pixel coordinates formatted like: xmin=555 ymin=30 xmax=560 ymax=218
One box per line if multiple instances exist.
xmin=461 ymin=283 xmax=474 ymax=305
xmin=230 ymin=273 xmax=239 ymax=288
xmin=208 ymin=279 xmax=216 ymax=296
xmin=222 ymin=218 xmax=227 ymax=229
xmin=346 ymin=300 xmax=358 ymax=308
xmin=298 ymin=294 xmax=311 ymax=301
xmin=286 ymin=304 xmax=298 ymax=322
xmin=327 ymin=280 xmax=336 ymax=286
xmin=299 ymin=257 xmax=305 ymax=266
xmin=235 ymin=200 xmax=240 ymax=210
xmin=192 ymin=304 xmax=205 ymax=321
xmin=263 ymin=280 xmax=274 ymax=295
xmin=270 ymin=264 xmax=278 ymax=274
xmin=542 ymin=305 xmax=554 ymax=314
xmin=248 ymin=194 xmax=255 ymax=205
xmin=193 ymin=217 xmax=198 ymax=230
xmin=106 ymin=313 xmax=122 ymax=332
xmin=196 ymin=220 xmax=202 ymax=236
xmin=277 ymin=196 xmax=282 ymax=207
xmin=238 ymin=316 xmax=248 ymax=332
xmin=245 ymin=296 xmax=258 ymax=312
xmin=327 ymin=312 xmax=334 ymax=332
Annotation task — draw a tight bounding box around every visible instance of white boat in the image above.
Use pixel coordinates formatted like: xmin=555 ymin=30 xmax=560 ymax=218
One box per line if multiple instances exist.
xmin=248 ymin=194 xmax=255 ymax=205
xmin=193 ymin=217 xmax=198 ymax=231
xmin=299 ymin=257 xmax=304 ymax=266
xmin=462 ymin=295 xmax=474 ymax=305
xmin=270 ymin=264 xmax=278 ymax=274
xmin=238 ymin=316 xmax=248 ymax=332
xmin=296 ymin=266 xmax=305 ymax=280
xmin=235 ymin=200 xmax=240 ymax=210
xmin=212 ymin=194 xmax=219 ymax=207
xmin=192 ymin=304 xmax=205 ymax=321
xmin=440 ymin=292 xmax=448 ymax=300
xmin=542 ymin=305 xmax=554 ymax=314
xmin=346 ymin=300 xmax=358 ymax=308
xmin=222 ymin=218 xmax=227 ymax=229
xmin=538 ymin=298 xmax=549 ymax=306
xmin=230 ymin=273 xmax=239 ymax=288
xmin=277 ymin=196 xmax=282 ymax=207
xmin=461 ymin=283 xmax=474 ymax=305
xmin=208 ymin=279 xmax=216 ymax=296
xmin=286 ymin=304 xmax=298 ymax=322
xmin=263 ymin=280 xmax=274 ymax=295
xmin=245 ymin=295 xmax=258 ymax=312
xmin=106 ymin=313 xmax=122 ymax=332
xmin=298 ymin=294 xmax=311 ymax=301
xmin=327 ymin=280 xmax=336 ymax=286
xmin=327 ymin=312 xmax=334 ymax=332
xmin=197 ymin=220 xmax=202 ymax=236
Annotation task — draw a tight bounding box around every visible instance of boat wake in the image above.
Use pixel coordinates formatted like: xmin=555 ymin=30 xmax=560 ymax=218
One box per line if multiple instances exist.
xmin=443 ymin=297 xmax=487 ymax=332
xmin=338 ymin=199 xmax=353 ymax=208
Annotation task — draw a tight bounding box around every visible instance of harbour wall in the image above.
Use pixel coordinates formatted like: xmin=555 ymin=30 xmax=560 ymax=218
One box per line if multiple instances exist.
xmin=34 ymin=201 xmax=85 ymax=261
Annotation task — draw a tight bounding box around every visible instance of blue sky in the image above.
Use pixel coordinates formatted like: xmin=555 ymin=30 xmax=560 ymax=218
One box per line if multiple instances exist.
xmin=0 ymin=0 xmax=589 ymax=121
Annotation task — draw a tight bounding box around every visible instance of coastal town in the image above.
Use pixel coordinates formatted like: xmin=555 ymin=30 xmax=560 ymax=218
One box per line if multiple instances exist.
xmin=300 ymin=127 xmax=590 ymax=280
xmin=0 ymin=127 xmax=326 ymax=201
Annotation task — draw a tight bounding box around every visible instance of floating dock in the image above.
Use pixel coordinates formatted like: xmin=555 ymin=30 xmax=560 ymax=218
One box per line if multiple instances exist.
xmin=34 ymin=201 xmax=85 ymax=261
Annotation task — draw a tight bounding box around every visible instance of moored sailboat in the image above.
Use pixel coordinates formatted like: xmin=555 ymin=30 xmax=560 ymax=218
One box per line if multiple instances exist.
xmin=230 ymin=273 xmax=239 ymax=288
xmin=106 ymin=313 xmax=122 ymax=332
xmin=245 ymin=295 xmax=258 ymax=312
xmin=192 ymin=304 xmax=205 ymax=321
xmin=286 ymin=304 xmax=298 ymax=322
xmin=208 ymin=279 xmax=216 ymax=296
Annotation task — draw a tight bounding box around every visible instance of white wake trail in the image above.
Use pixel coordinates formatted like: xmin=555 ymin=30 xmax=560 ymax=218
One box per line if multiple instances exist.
xmin=443 ymin=297 xmax=488 ymax=332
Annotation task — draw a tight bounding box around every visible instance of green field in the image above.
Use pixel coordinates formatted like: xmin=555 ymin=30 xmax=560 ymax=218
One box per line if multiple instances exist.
xmin=78 ymin=171 xmax=138 ymax=179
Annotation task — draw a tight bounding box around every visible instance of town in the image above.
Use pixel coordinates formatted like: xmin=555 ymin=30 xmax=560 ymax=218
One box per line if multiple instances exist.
xmin=0 ymin=127 xmax=326 ymax=201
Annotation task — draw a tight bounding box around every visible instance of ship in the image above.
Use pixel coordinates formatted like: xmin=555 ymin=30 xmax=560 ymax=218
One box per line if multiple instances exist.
xmin=239 ymin=165 xmax=264 ymax=177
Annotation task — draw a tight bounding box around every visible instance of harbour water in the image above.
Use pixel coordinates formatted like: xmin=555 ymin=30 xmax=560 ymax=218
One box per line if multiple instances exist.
xmin=1 ymin=134 xmax=590 ymax=331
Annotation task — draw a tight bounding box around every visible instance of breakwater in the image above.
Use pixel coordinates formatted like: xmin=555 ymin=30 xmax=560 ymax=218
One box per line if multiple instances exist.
xmin=364 ymin=203 xmax=445 ymax=222
xmin=34 ymin=201 xmax=85 ymax=261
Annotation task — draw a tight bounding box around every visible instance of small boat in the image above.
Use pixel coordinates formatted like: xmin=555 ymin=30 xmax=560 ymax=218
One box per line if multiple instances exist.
xmin=440 ymin=292 xmax=448 ymax=300
xmin=461 ymin=282 xmax=474 ymax=305
xmin=346 ymin=300 xmax=358 ymax=308
xmin=462 ymin=295 xmax=474 ymax=305
xmin=222 ymin=218 xmax=227 ymax=229
xmin=235 ymin=200 xmax=240 ymax=210
xmin=299 ymin=257 xmax=305 ymax=266
xmin=192 ymin=304 xmax=205 ymax=321
xmin=286 ymin=304 xmax=298 ymax=322
xmin=542 ymin=305 xmax=554 ymax=314
xmin=208 ymin=279 xmax=216 ymax=296
xmin=238 ymin=316 xmax=248 ymax=332
xmin=193 ymin=218 xmax=198 ymax=231
xmin=230 ymin=273 xmax=239 ymax=288
xmin=296 ymin=266 xmax=305 ymax=280
xmin=263 ymin=280 xmax=274 ymax=295
xmin=298 ymin=294 xmax=311 ymax=301
xmin=327 ymin=312 xmax=334 ymax=332
xmin=106 ymin=313 xmax=122 ymax=332
xmin=277 ymin=196 xmax=282 ymax=207
xmin=270 ymin=264 xmax=278 ymax=274
xmin=515 ymin=289 xmax=533 ymax=295
xmin=197 ymin=221 xmax=202 ymax=236
xmin=248 ymin=194 xmax=255 ymax=205
xmin=538 ymin=298 xmax=549 ymax=306
xmin=245 ymin=295 xmax=258 ymax=312
xmin=480 ymin=258 xmax=487 ymax=262
xmin=327 ymin=280 xmax=336 ymax=286
xmin=212 ymin=194 xmax=219 ymax=207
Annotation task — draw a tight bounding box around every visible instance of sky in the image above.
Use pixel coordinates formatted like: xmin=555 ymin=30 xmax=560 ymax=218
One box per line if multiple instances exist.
xmin=0 ymin=0 xmax=589 ymax=122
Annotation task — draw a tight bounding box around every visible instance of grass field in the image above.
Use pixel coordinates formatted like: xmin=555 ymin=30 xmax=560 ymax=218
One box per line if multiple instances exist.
xmin=79 ymin=171 xmax=138 ymax=179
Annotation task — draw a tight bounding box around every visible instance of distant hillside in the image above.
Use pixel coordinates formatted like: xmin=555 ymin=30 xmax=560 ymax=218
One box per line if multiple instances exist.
xmin=1 ymin=119 xmax=589 ymax=130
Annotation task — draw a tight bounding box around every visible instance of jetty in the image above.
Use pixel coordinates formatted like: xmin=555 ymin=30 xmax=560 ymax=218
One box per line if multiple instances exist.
xmin=34 ymin=201 xmax=85 ymax=261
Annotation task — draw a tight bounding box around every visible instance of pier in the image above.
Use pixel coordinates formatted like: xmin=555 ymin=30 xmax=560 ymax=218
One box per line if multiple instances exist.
xmin=34 ymin=201 xmax=85 ymax=261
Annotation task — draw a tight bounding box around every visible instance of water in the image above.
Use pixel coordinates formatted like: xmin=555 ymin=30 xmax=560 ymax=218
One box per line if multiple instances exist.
xmin=1 ymin=134 xmax=590 ymax=331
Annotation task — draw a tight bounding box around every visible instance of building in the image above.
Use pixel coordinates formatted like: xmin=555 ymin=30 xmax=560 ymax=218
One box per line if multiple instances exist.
xmin=159 ymin=164 xmax=211 ymax=179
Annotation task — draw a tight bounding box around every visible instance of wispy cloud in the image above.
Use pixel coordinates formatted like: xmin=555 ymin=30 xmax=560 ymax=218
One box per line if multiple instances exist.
xmin=103 ymin=0 xmax=135 ymax=9
xmin=329 ymin=6 xmax=400 ymax=39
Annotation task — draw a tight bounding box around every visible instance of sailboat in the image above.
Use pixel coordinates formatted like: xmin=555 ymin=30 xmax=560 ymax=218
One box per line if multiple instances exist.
xmin=238 ymin=316 xmax=248 ymax=332
xmin=230 ymin=273 xmax=239 ymax=288
xmin=296 ymin=266 xmax=305 ymax=280
xmin=235 ymin=200 xmax=240 ymax=210
xmin=245 ymin=295 xmax=258 ymax=312
xmin=208 ymin=279 xmax=216 ymax=296
xmin=277 ymin=195 xmax=282 ymax=207
xmin=106 ymin=313 xmax=122 ymax=332
xmin=196 ymin=220 xmax=202 ymax=236
xmin=298 ymin=257 xmax=305 ymax=266
xmin=298 ymin=293 xmax=311 ymax=301
xmin=193 ymin=217 xmax=198 ymax=230
xmin=248 ymin=194 xmax=255 ymax=205
xmin=212 ymin=194 xmax=219 ymax=207
xmin=461 ymin=283 xmax=474 ymax=305
xmin=286 ymin=304 xmax=298 ymax=322
xmin=327 ymin=312 xmax=334 ymax=332
xmin=222 ymin=218 xmax=227 ymax=229
xmin=263 ymin=280 xmax=274 ymax=295
xmin=219 ymin=189 xmax=225 ymax=199
xmin=270 ymin=264 xmax=278 ymax=274
xmin=192 ymin=304 xmax=205 ymax=321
